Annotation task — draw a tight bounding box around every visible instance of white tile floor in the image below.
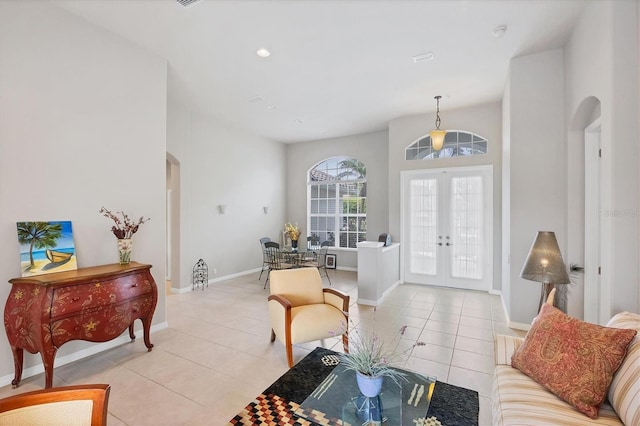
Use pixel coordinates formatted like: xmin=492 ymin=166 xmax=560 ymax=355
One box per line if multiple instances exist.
xmin=0 ymin=270 xmax=525 ymax=425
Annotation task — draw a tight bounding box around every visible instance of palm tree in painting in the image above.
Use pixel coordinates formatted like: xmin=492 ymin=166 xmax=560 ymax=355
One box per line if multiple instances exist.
xmin=17 ymin=222 xmax=63 ymax=268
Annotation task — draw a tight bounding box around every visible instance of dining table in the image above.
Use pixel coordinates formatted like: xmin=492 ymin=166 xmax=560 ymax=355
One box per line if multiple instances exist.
xmin=279 ymin=247 xmax=315 ymax=267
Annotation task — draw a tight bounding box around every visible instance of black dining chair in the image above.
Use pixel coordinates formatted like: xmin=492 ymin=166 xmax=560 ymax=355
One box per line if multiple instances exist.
xmin=301 ymin=241 xmax=332 ymax=286
xmin=263 ymin=241 xmax=294 ymax=288
xmin=259 ymin=237 xmax=271 ymax=281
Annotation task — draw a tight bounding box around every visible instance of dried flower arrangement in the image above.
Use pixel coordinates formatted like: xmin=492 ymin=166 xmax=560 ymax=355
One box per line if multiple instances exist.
xmin=284 ymin=222 xmax=301 ymax=241
xmin=99 ymin=207 xmax=150 ymax=239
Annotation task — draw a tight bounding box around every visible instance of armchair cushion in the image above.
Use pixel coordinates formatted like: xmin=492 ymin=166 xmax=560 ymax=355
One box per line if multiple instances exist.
xmin=290 ymin=304 xmax=346 ymax=344
xmin=0 ymin=384 xmax=110 ymax=426
xmin=511 ymin=303 xmax=636 ymax=419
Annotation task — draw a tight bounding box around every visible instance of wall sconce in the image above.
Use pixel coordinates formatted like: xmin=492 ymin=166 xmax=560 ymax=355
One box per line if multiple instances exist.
xmin=263 ymin=206 xmax=269 ymax=214
xmin=217 ymin=204 xmax=227 ymax=214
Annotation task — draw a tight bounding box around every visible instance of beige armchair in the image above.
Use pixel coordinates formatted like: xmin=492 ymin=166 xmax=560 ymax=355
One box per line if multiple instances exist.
xmin=0 ymin=384 xmax=110 ymax=426
xmin=268 ymin=267 xmax=349 ymax=367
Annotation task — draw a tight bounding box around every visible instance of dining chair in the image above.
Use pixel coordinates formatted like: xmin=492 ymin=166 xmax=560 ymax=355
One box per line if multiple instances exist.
xmin=258 ymin=237 xmax=271 ymax=281
xmin=304 ymin=236 xmax=319 ymax=262
xmin=301 ymin=242 xmax=332 ymax=286
xmin=263 ymin=241 xmax=294 ymax=289
xmin=0 ymin=384 xmax=111 ymax=426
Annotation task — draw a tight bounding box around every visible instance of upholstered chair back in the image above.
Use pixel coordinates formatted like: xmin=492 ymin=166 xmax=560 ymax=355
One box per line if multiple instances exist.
xmin=269 ymin=267 xmax=324 ymax=306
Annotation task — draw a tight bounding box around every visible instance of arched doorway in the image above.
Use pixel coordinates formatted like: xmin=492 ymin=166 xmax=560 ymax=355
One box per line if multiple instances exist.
xmin=567 ymin=96 xmax=603 ymax=322
xmin=166 ymin=152 xmax=181 ymax=294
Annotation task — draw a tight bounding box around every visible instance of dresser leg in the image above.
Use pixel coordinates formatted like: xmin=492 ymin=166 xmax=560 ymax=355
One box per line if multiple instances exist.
xmin=41 ymin=347 xmax=57 ymax=389
xmin=10 ymin=346 xmax=23 ymax=388
xmin=128 ymin=323 xmax=136 ymax=341
xmin=141 ymin=317 xmax=154 ymax=351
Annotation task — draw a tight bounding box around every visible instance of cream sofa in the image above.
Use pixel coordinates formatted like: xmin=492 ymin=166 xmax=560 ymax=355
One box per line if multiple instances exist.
xmin=492 ymin=311 xmax=640 ymax=425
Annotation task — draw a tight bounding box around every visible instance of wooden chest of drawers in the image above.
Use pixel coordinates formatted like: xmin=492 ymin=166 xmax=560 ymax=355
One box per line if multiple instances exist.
xmin=4 ymin=262 xmax=158 ymax=388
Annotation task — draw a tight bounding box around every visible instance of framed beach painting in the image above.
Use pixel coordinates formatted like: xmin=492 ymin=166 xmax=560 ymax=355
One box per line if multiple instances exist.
xmin=17 ymin=221 xmax=77 ymax=277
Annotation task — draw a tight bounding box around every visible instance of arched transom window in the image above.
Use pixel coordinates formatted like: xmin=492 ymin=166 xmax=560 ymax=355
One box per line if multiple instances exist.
xmin=406 ymin=130 xmax=488 ymax=160
xmin=307 ymin=157 xmax=366 ymax=249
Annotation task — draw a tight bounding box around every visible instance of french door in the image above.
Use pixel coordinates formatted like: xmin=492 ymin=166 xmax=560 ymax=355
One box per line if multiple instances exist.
xmin=401 ymin=166 xmax=492 ymax=291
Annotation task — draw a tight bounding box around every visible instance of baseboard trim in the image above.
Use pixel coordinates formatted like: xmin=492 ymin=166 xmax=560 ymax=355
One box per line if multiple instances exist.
xmin=335 ymin=266 xmax=356 ymax=272
xmin=209 ymin=268 xmax=261 ymax=284
xmin=508 ymin=321 xmax=531 ymax=331
xmin=170 ymin=268 xmax=263 ymax=293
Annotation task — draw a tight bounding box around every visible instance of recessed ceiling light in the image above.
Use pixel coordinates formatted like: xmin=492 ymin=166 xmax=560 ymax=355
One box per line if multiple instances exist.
xmin=413 ymin=52 xmax=434 ymax=63
xmin=256 ymin=48 xmax=271 ymax=58
xmin=492 ymin=25 xmax=507 ymax=38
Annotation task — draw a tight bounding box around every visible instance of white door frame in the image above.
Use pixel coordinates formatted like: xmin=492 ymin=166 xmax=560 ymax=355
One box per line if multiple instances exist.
xmin=400 ymin=165 xmax=493 ymax=291
xmin=584 ymin=119 xmax=607 ymax=324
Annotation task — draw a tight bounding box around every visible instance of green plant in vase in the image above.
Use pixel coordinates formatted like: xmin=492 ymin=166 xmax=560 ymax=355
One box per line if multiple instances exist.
xmin=335 ymin=319 xmax=425 ymax=397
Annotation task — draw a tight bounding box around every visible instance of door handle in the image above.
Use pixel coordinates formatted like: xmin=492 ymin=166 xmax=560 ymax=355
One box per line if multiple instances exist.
xmin=437 ymin=242 xmax=443 ymax=246
xmin=446 ymin=242 xmax=453 ymax=246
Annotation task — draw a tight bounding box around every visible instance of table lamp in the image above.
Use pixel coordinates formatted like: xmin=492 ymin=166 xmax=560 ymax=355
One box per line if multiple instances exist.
xmin=520 ymin=231 xmax=570 ymax=312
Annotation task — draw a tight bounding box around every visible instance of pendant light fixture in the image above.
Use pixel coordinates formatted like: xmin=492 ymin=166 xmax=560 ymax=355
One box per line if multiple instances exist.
xmin=430 ymin=95 xmax=446 ymax=151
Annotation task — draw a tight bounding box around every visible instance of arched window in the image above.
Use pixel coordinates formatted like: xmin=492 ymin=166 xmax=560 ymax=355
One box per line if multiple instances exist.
xmin=406 ymin=130 xmax=488 ymax=160
xmin=308 ymin=157 xmax=366 ymax=249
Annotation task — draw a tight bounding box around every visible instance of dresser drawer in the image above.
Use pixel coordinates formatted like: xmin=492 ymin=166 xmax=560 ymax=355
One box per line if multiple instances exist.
xmin=50 ymin=295 xmax=154 ymax=347
xmin=50 ymin=274 xmax=152 ymax=319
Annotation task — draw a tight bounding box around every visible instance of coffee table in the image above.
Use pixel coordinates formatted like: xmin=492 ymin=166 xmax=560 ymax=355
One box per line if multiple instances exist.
xmin=294 ymin=363 xmax=435 ymax=425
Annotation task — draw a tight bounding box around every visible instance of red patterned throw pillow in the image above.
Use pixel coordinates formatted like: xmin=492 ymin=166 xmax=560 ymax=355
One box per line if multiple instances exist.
xmin=511 ymin=303 xmax=637 ymax=419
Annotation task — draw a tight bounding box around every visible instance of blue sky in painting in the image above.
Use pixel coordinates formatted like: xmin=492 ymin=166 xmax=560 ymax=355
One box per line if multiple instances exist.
xmin=18 ymin=221 xmax=76 ymax=261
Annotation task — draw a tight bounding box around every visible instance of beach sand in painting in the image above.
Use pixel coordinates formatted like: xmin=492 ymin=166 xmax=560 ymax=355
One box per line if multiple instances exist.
xmin=20 ymin=257 xmax=78 ymax=277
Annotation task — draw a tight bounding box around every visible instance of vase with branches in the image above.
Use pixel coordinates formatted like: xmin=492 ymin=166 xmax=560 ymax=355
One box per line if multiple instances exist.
xmin=100 ymin=207 xmax=150 ymax=264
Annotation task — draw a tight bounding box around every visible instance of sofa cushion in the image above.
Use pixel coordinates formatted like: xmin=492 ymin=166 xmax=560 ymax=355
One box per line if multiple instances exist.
xmin=511 ymin=303 xmax=636 ymax=419
xmin=492 ymin=365 xmax=623 ymax=426
xmin=494 ymin=334 xmax=524 ymax=366
xmin=606 ymin=312 xmax=640 ymax=425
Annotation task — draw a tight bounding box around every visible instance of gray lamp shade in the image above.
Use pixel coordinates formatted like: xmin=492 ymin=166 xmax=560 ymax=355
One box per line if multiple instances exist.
xmin=520 ymin=231 xmax=570 ymax=284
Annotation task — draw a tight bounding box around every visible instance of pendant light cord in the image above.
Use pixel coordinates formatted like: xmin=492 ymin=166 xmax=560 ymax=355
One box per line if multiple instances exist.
xmin=434 ymin=95 xmax=442 ymax=130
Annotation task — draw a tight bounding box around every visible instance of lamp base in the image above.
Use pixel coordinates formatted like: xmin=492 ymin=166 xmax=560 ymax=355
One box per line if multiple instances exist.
xmin=538 ymin=282 xmax=555 ymax=313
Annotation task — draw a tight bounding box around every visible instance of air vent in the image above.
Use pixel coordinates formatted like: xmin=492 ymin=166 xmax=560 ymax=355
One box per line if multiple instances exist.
xmin=413 ymin=52 xmax=434 ymax=63
xmin=247 ymin=95 xmax=264 ymax=104
xmin=176 ymin=0 xmax=201 ymax=7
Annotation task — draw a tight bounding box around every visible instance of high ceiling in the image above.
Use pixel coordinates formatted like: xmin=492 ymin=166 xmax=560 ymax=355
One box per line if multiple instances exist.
xmin=55 ymin=0 xmax=586 ymax=143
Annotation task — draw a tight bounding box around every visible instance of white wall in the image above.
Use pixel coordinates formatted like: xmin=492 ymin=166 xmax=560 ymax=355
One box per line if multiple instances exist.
xmin=388 ymin=102 xmax=503 ymax=291
xmin=501 ymin=78 xmax=512 ymax=316
xmin=286 ymin=131 xmax=389 ymax=270
xmin=166 ymin=105 xmax=287 ymax=286
xmin=564 ymin=0 xmax=639 ymax=319
xmin=0 ymin=2 xmax=167 ymax=385
xmin=504 ymin=49 xmax=566 ymax=325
